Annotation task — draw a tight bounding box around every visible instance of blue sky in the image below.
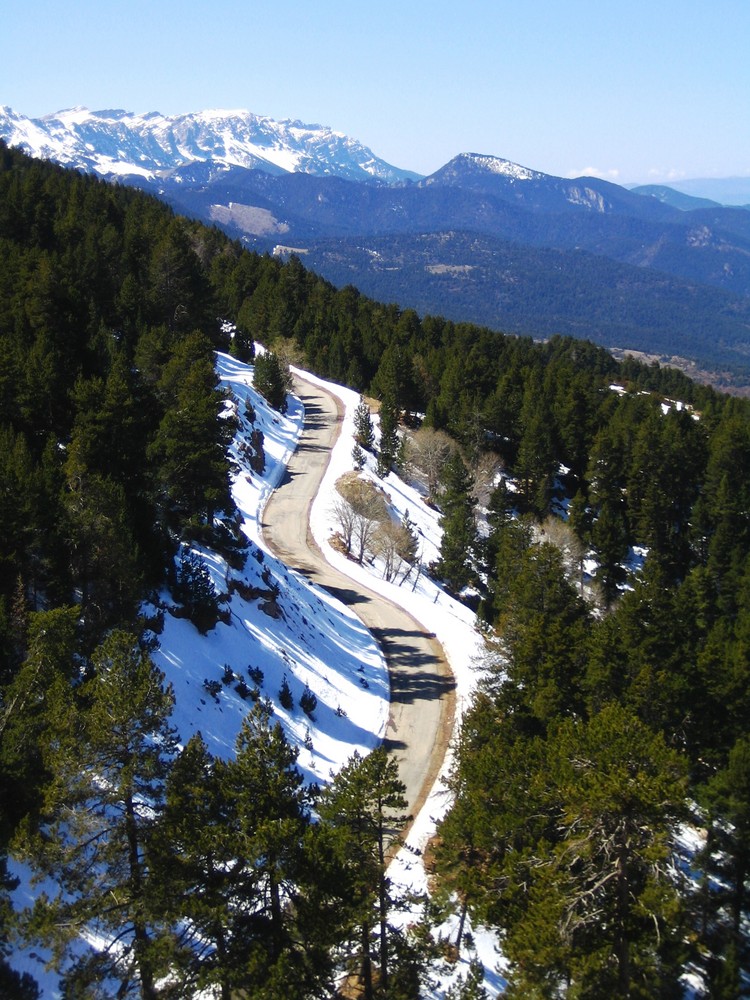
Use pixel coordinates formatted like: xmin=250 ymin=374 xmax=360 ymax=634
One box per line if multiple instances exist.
xmin=5 ymin=0 xmax=749 ymax=183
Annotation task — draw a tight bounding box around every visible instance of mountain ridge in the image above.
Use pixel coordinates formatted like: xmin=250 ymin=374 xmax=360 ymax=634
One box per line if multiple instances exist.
xmin=4 ymin=104 xmax=750 ymax=381
xmin=0 ymin=105 xmax=421 ymax=184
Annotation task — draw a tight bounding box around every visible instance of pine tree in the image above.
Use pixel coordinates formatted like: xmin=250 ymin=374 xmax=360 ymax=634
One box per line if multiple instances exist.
xmin=354 ymin=396 xmax=375 ymax=451
xmin=496 ymin=541 xmax=589 ymax=725
xmin=436 ymin=702 xmax=688 ymax=1000
xmin=0 ymin=606 xmax=79 ymax=824
xmin=217 ymin=702 xmax=322 ymax=995
xmin=253 ymin=350 xmax=289 ymax=413
xmin=587 ymin=426 xmax=630 ymax=606
xmin=154 ymin=719 xmax=329 ymax=1000
xmin=372 ymin=343 xmax=419 ymax=419
xmin=516 ymin=375 xmax=557 ymax=517
xmin=148 ymin=217 xmax=208 ymax=332
xmin=229 ymin=322 xmax=256 ymax=363
xmin=377 ymin=391 xmax=399 ymax=477
xmin=445 ymin=960 xmax=489 ymax=1000
xmin=503 ymin=706 xmax=689 ymax=998
xmin=173 ymin=548 xmax=220 ymax=633
xmin=13 ymin=630 xmax=179 ymax=999
xmin=150 ymin=734 xmax=232 ymax=998
xmin=433 ymin=700 xmax=553 ymax=956
xmin=435 ymin=452 xmax=477 ymax=593
xmin=61 ymin=466 xmax=143 ymax=640
xmin=700 ymin=735 xmax=750 ymax=995
xmin=149 ymin=353 xmax=234 ymax=533
xmin=352 ymin=441 xmax=366 ymax=471
xmin=318 ymin=747 xmax=409 ymax=999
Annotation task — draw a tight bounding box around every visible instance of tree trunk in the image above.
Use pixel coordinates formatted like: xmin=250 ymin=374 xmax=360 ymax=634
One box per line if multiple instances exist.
xmin=269 ymin=866 xmax=283 ymax=959
xmin=361 ymin=918 xmax=373 ymax=1000
xmin=614 ymin=844 xmax=631 ymax=998
xmin=731 ymin=853 xmax=746 ymax=936
xmin=455 ymin=896 xmax=468 ymax=952
xmin=125 ymin=794 xmax=158 ymax=1000
xmin=377 ymin=814 xmax=389 ymax=992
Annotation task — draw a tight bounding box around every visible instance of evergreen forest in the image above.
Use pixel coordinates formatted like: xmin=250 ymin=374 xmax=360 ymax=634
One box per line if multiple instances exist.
xmin=1 ymin=139 xmax=749 ymax=996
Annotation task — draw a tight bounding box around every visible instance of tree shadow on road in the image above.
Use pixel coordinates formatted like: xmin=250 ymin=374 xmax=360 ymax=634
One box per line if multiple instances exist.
xmin=370 ymin=626 xmax=456 ymax=705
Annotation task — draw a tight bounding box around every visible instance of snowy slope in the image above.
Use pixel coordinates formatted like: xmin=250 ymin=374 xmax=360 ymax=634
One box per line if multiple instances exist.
xmin=0 ymin=105 xmax=419 ymax=184
xmin=297 ymin=369 xmax=504 ymax=995
xmin=148 ymin=352 xmax=391 ymax=783
xmin=10 ymin=352 xmax=500 ymax=996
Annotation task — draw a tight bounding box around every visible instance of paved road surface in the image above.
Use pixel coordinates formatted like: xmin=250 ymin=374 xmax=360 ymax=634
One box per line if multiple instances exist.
xmin=261 ymin=375 xmax=455 ymax=825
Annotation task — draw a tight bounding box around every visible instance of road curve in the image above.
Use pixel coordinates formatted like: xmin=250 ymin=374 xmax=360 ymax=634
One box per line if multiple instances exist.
xmin=261 ymin=375 xmax=455 ymax=826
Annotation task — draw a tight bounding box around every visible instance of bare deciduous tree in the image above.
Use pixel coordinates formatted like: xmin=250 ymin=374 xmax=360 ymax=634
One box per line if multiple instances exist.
xmin=540 ymin=515 xmax=587 ymax=595
xmin=332 ymin=495 xmax=358 ymax=556
xmin=407 ymin=427 xmax=457 ymax=497
xmin=375 ymin=517 xmax=418 ymax=583
xmin=334 ymin=474 xmax=388 ymax=564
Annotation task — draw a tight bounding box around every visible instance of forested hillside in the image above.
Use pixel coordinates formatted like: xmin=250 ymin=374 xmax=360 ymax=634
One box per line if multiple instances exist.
xmin=296 ymin=229 xmax=750 ymax=379
xmin=1 ymin=140 xmax=749 ymax=996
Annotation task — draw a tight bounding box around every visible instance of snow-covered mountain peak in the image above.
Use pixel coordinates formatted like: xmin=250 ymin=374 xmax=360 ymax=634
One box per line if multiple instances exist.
xmin=44 ymin=105 xmax=98 ymax=125
xmin=458 ymin=152 xmax=544 ymax=180
xmin=0 ymin=105 xmax=420 ymax=184
xmin=423 ymin=151 xmax=547 ymax=186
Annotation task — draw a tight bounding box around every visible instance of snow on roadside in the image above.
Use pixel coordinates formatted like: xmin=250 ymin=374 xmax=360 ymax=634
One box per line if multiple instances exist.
xmin=10 ymin=354 xmax=496 ymax=996
xmin=8 ymin=355 xmax=391 ymax=997
xmin=150 ymin=353 xmax=390 ymax=782
xmin=294 ymin=368 xmax=502 ymax=994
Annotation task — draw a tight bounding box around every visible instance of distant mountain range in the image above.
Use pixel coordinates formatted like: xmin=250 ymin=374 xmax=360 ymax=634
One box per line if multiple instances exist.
xmin=3 ymin=105 xmax=750 ymax=382
xmin=0 ymin=106 xmax=419 ymax=184
xmin=632 ymin=177 xmax=750 ymax=209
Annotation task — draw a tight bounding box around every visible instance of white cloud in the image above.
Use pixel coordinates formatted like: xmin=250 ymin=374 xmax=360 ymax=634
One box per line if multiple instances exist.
xmin=568 ymin=165 xmax=621 ymax=181
xmin=647 ymin=167 xmax=688 ymax=183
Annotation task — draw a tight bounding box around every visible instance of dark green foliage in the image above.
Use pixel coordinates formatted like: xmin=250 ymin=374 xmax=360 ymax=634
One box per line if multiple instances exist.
xmin=698 ymin=736 xmax=750 ymax=995
xmin=436 ymin=692 xmax=688 ymax=997
xmin=229 ymin=324 xmax=255 ymax=363
xmin=377 ymin=391 xmax=399 ymax=477
xmin=372 ymin=342 xmax=421 ymax=417
xmin=253 ymin=350 xmax=288 ymax=412
xmin=433 ymin=498 xmax=739 ymax=993
xmin=149 ymin=336 xmax=235 ymax=534
xmin=586 ymin=423 xmax=631 ymax=605
xmin=515 ymin=371 xmax=557 ymax=516
xmin=0 ymin=143 xmax=238 ymax=620
xmin=147 ymin=218 xmax=211 ymax=333
xmin=279 ymin=674 xmax=294 ymax=710
xmin=626 ymin=407 xmax=704 ymax=580
xmin=4 ymin=138 xmax=750 ymax=992
xmin=0 ymin=606 xmax=80 ymax=825
xmin=435 ymin=452 xmax=478 ymax=592
xmin=152 ymin=704 xmax=334 ymax=999
xmin=248 ymin=665 xmax=264 ymax=686
xmin=354 ymin=395 xmax=375 ymax=450
xmin=496 ymin=541 xmax=589 ymax=725
xmin=445 ymin=959 xmax=488 ymax=1000
xmin=318 ymin=747 xmax=409 ymax=1000
xmin=300 ymin=685 xmax=318 ymax=719
xmin=352 ymin=441 xmax=366 ymax=470
xmin=61 ymin=467 xmax=144 ymax=641
xmin=248 ymin=427 xmax=265 ymax=473
xmin=12 ymin=630 xmax=179 ymax=999
xmin=173 ymin=549 xmax=220 ymax=633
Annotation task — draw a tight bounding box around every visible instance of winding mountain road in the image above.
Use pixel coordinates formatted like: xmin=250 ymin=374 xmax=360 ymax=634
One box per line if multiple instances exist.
xmin=261 ymin=376 xmax=455 ymax=824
